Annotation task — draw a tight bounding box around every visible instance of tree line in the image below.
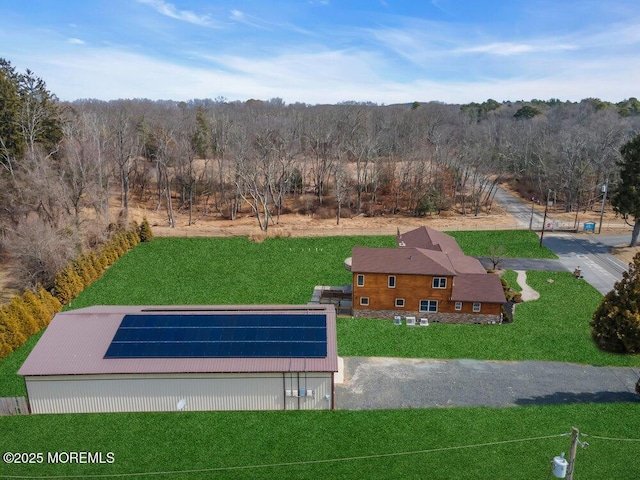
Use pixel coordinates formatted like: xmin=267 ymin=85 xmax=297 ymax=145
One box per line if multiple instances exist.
xmin=2 ymin=57 xmax=640 ymax=292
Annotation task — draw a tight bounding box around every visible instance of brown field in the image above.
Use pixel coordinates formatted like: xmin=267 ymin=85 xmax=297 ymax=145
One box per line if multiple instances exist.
xmin=0 ymin=186 xmax=634 ymax=304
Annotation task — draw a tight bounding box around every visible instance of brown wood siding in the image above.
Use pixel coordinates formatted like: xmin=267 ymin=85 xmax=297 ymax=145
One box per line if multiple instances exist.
xmin=353 ymin=272 xmax=502 ymax=315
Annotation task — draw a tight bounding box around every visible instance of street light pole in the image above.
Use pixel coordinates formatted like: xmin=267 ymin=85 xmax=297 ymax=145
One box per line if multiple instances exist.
xmin=598 ymin=183 xmax=607 ymax=234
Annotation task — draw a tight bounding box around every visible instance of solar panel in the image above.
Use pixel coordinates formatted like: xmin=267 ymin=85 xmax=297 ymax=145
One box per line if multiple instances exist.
xmin=104 ymin=313 xmax=327 ymax=359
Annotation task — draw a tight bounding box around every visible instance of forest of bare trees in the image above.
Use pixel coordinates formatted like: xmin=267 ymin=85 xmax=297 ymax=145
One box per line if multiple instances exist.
xmin=2 ymin=58 xmax=640 ymax=291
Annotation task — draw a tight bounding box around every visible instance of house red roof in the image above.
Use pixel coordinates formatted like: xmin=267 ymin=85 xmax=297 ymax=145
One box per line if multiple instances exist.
xmin=397 ymin=225 xmax=463 ymax=255
xmin=451 ymin=274 xmax=506 ymax=303
xmin=352 ymin=226 xmax=506 ymax=305
xmin=351 ymin=246 xmax=456 ymax=276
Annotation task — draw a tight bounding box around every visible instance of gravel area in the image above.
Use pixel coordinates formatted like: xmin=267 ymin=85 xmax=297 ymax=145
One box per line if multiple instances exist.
xmin=335 ymin=357 xmax=640 ymax=410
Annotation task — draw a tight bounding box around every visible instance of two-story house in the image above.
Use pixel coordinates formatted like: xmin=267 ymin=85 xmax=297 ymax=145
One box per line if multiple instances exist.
xmin=348 ymin=226 xmax=506 ymax=324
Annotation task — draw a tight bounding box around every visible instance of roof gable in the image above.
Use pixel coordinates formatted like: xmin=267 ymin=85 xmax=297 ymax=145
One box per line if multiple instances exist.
xmin=397 ymin=226 xmax=463 ymax=255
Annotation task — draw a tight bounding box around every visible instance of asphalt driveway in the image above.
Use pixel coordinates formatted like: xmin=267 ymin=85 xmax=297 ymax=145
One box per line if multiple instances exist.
xmin=335 ymin=357 xmax=640 ymax=410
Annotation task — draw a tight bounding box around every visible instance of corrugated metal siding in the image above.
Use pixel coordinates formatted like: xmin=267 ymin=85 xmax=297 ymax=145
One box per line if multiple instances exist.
xmin=25 ymin=373 xmax=333 ymax=414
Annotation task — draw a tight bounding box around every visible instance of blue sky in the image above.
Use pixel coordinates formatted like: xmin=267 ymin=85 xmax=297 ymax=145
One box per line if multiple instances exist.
xmin=1 ymin=0 xmax=638 ymax=104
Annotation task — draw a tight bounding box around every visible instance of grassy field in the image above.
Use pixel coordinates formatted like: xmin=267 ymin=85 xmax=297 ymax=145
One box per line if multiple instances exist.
xmin=338 ymin=270 xmax=639 ymax=366
xmin=1 ymin=231 xmax=638 ymax=479
xmin=67 ymin=230 xmax=552 ymax=309
xmin=447 ymin=230 xmax=558 ymax=259
xmin=1 ymin=403 xmax=640 ymax=479
xmin=0 ymin=232 xmax=636 ymax=400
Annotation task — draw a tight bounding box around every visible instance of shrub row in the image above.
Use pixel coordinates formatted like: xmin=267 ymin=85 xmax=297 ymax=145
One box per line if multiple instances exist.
xmin=53 ymin=222 xmax=150 ymax=305
xmin=0 ymin=219 xmax=153 ymax=360
xmin=0 ymin=288 xmax=62 ymax=358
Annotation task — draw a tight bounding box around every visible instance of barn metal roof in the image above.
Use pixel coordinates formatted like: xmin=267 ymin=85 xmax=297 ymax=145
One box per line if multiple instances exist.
xmin=18 ymin=305 xmax=338 ymax=376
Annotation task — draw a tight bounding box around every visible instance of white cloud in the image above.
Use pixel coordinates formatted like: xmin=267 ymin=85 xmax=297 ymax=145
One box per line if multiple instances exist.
xmin=230 ymin=9 xmax=244 ymax=21
xmin=456 ymin=42 xmax=576 ymax=56
xmin=68 ymin=38 xmax=85 ymax=45
xmin=28 ymin=40 xmax=637 ymax=105
xmin=136 ymin=0 xmax=213 ymax=27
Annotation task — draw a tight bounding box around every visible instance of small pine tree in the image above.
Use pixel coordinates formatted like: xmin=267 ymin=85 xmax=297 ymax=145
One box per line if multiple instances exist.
xmin=53 ymin=264 xmax=84 ymax=305
xmin=9 ymin=295 xmax=39 ymax=336
xmin=0 ymin=311 xmax=15 ymax=358
xmin=73 ymin=257 xmax=92 ymax=287
xmin=37 ymin=287 xmax=62 ymax=320
xmin=22 ymin=289 xmax=50 ymax=329
xmin=127 ymin=228 xmax=140 ymax=247
xmin=0 ymin=304 xmax=28 ymax=349
xmin=591 ymin=252 xmax=640 ymax=353
xmin=87 ymin=251 xmax=104 ymax=280
xmin=110 ymin=235 xmax=126 ymax=257
xmin=139 ymin=217 xmax=153 ymax=242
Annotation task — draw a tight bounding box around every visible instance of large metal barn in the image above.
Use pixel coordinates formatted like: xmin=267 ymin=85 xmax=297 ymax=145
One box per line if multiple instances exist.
xmin=19 ymin=304 xmax=338 ymax=414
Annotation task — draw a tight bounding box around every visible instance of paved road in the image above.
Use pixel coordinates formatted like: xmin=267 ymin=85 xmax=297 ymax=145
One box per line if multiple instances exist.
xmin=493 ymin=186 xmax=544 ymax=228
xmin=335 ymin=357 xmax=640 ymax=410
xmin=542 ymin=234 xmax=628 ymax=295
xmin=492 ymin=185 xmax=630 ymax=295
xmin=476 ymin=257 xmax=567 ymax=272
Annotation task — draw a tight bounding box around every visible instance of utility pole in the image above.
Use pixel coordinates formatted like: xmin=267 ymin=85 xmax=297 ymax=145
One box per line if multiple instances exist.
xmin=566 ymin=427 xmax=579 ymax=480
xmin=539 ymin=189 xmax=551 ymax=247
xmin=529 ymin=197 xmax=536 ymax=230
xmin=598 ymin=183 xmax=607 ymax=234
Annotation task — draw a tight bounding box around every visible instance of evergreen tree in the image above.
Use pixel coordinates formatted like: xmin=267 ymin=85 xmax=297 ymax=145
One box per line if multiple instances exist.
xmin=37 ymin=287 xmax=62 ymax=318
xmin=139 ymin=217 xmax=154 ymax=242
xmin=22 ymin=289 xmax=50 ymax=329
xmin=611 ymin=134 xmax=640 ymax=246
xmin=591 ymin=252 xmax=640 ymax=353
xmin=0 ymin=58 xmax=62 ymax=161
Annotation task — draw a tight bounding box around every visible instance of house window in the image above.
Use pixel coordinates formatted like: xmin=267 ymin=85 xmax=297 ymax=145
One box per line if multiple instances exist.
xmin=356 ymin=274 xmax=365 ymax=287
xmin=360 ymin=297 xmax=369 ymax=306
xmin=455 ymin=301 xmax=463 ymax=311
xmin=395 ymin=298 xmax=405 ymax=308
xmin=473 ymin=302 xmax=481 ymax=312
xmin=419 ymin=300 xmax=438 ymax=312
xmin=388 ymin=275 xmax=396 ymax=288
xmin=432 ymin=277 xmax=447 ymax=289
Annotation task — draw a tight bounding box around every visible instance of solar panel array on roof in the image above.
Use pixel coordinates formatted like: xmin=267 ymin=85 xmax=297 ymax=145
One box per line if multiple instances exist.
xmin=104 ymin=313 xmax=327 ymax=359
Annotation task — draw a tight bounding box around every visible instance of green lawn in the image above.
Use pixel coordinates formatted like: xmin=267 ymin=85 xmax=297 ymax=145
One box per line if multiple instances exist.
xmin=1 ymin=232 xmax=638 ymax=480
xmin=1 ymin=403 xmax=639 ymax=479
xmin=339 ymin=270 xmax=639 ymax=366
xmin=0 ymin=234 xmax=635 ymax=400
xmin=448 ymin=229 xmax=558 ymax=258
xmin=67 ymin=236 xmax=395 ymax=308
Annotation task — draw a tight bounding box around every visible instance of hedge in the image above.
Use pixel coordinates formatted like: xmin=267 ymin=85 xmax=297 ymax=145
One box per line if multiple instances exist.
xmin=0 ymin=222 xmax=150 ymax=360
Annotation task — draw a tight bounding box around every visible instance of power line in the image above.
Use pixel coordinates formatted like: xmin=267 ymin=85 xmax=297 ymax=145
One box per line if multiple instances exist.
xmin=581 ymin=433 xmax=640 ymax=442
xmin=2 ymin=432 xmax=570 ymax=479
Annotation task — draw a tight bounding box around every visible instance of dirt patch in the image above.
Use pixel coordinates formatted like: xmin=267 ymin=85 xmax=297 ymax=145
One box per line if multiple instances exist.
xmin=128 ymin=202 xmax=519 ymax=239
xmin=611 ymin=245 xmax=639 ymax=266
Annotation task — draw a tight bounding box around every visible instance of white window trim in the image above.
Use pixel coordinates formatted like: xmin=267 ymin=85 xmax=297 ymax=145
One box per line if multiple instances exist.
xmin=360 ymin=297 xmax=369 ymax=306
xmin=419 ymin=300 xmax=438 ymax=313
xmin=395 ymin=298 xmax=405 ymax=308
xmin=455 ymin=301 xmax=463 ymax=311
xmin=388 ymin=275 xmax=396 ymax=288
xmin=356 ymin=274 xmax=365 ymax=287
xmin=473 ymin=302 xmax=481 ymax=312
xmin=432 ymin=277 xmax=447 ymax=289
